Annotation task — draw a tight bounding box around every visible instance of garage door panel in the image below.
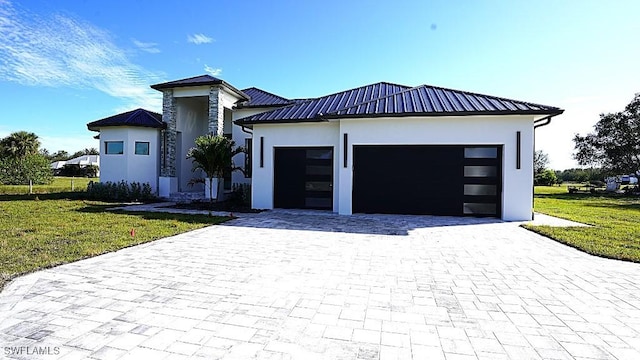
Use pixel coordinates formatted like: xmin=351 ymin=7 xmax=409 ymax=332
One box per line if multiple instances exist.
xmin=353 ymin=145 xmax=501 ymax=217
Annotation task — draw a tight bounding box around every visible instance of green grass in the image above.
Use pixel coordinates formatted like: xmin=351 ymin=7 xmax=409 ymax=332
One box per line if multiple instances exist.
xmin=0 ymin=195 xmax=229 ymax=291
xmin=526 ymin=186 xmax=640 ymax=262
xmin=0 ymin=176 xmax=98 ymax=195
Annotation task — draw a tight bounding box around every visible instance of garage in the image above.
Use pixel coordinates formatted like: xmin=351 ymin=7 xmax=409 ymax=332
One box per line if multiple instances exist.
xmin=273 ymin=147 xmax=333 ymax=210
xmin=352 ymin=145 xmax=502 ymax=217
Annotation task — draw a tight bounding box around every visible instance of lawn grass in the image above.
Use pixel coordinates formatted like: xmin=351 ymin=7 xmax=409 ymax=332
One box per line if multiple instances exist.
xmin=0 ymin=176 xmax=97 ymax=195
xmin=526 ymin=186 xmax=640 ymax=262
xmin=0 ymin=195 xmax=229 ymax=291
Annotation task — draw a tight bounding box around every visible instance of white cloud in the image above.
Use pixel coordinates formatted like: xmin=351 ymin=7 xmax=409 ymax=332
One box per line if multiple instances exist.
xmin=0 ymin=1 xmax=163 ymax=110
xmin=187 ymin=33 xmax=213 ymax=44
xmin=132 ymin=39 xmax=160 ymax=54
xmin=204 ymin=65 xmax=222 ymax=76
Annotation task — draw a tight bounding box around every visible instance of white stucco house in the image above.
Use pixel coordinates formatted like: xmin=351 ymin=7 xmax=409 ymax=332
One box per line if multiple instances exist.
xmin=87 ymin=75 xmax=563 ymax=221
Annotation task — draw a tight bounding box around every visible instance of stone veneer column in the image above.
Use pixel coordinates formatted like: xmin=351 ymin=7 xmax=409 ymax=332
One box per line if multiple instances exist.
xmin=208 ymin=86 xmax=224 ymax=135
xmin=160 ymin=89 xmax=177 ymax=177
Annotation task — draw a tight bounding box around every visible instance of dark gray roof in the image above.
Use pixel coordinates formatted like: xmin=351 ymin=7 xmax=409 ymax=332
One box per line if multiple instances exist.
xmin=235 ymin=82 xmax=563 ymax=125
xmin=240 ymin=87 xmax=294 ymax=107
xmin=236 ymin=82 xmax=411 ymax=124
xmin=87 ymin=108 xmax=164 ymax=132
xmin=150 ymin=75 xmax=249 ymax=101
xmin=150 ymin=75 xmax=223 ymax=90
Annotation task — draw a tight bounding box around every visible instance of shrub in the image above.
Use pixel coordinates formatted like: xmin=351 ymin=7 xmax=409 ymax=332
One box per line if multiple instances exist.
xmin=0 ymin=154 xmax=53 ymax=185
xmin=534 ymin=169 xmax=558 ymax=186
xmin=230 ymin=183 xmax=251 ymax=206
xmin=86 ymin=181 xmax=155 ymax=202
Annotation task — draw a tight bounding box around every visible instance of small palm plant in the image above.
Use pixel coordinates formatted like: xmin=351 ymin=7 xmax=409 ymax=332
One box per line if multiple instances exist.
xmin=186 ymin=134 xmax=244 ymax=205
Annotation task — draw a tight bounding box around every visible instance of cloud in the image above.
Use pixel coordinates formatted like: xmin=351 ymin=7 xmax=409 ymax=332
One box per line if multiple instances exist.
xmin=0 ymin=1 xmax=163 ymax=110
xmin=204 ymin=65 xmax=222 ymax=76
xmin=132 ymin=39 xmax=160 ymax=54
xmin=187 ymin=33 xmax=213 ymax=44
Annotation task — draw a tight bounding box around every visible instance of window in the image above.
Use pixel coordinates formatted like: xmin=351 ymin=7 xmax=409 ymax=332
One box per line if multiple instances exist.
xmin=244 ymin=138 xmax=252 ymax=178
xmin=135 ymin=142 xmax=149 ymax=155
xmin=105 ymin=141 xmax=123 ymax=154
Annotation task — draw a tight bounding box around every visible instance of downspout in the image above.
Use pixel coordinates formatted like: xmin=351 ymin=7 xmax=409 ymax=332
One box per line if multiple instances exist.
xmin=531 ymin=114 xmax=559 ymax=219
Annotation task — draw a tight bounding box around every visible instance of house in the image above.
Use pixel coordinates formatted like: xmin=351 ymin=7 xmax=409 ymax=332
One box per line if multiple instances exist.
xmin=87 ymin=75 xmax=564 ymax=221
xmin=50 ymin=155 xmax=100 ymax=176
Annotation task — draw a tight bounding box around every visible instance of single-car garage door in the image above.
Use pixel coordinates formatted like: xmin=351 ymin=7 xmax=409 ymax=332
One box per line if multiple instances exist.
xmin=353 ymin=145 xmax=502 ymax=217
xmin=274 ymin=147 xmax=333 ymax=210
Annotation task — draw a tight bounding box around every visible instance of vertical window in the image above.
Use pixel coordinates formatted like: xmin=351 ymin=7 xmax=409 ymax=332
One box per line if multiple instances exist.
xmin=134 ymin=142 xmax=149 ymax=155
xmin=105 ymin=141 xmax=124 ymax=154
xmin=244 ymin=138 xmax=252 ymax=178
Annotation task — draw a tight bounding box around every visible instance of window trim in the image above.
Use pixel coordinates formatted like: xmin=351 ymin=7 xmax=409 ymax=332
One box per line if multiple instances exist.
xmin=134 ymin=141 xmax=150 ymax=156
xmin=104 ymin=141 xmax=124 ymax=155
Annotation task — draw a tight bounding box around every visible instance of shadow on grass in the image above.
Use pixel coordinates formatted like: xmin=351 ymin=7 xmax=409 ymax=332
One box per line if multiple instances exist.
xmin=0 ymin=192 xmax=87 ymax=201
xmin=76 ymin=204 xmax=230 ymax=225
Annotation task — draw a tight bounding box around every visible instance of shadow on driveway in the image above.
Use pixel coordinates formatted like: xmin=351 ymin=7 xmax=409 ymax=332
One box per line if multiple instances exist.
xmin=220 ymin=209 xmax=504 ymax=235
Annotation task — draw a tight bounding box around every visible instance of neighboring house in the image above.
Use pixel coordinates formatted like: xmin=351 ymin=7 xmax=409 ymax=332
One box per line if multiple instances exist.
xmin=50 ymin=155 xmax=100 ymax=176
xmin=87 ymin=75 xmax=564 ymax=221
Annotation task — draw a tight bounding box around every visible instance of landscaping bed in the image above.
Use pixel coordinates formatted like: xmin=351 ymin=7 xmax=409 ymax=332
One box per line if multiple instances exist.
xmin=167 ymin=200 xmax=263 ymax=213
xmin=526 ymin=186 xmax=640 ymax=263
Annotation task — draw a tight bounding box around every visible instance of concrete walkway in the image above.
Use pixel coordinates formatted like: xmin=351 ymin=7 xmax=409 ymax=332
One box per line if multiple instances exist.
xmin=0 ymin=212 xmax=638 ymax=359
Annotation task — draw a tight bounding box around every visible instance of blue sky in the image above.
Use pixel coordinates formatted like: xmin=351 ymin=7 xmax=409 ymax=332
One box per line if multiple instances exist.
xmin=1 ymin=0 xmax=638 ymax=169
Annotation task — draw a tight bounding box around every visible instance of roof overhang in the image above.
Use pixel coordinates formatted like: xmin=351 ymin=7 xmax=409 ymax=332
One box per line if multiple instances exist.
xmin=87 ymin=123 xmax=167 ymax=132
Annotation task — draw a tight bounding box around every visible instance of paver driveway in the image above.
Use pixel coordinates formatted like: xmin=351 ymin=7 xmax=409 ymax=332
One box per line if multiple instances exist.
xmin=1 ymin=211 xmax=639 ymax=360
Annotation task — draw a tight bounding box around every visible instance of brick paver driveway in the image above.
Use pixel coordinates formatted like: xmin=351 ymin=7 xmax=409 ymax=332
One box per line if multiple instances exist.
xmin=1 ymin=211 xmax=639 ymax=360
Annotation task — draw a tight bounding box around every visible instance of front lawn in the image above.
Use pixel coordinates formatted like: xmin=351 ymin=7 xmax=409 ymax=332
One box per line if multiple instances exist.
xmin=0 ymin=195 xmax=229 ymax=291
xmin=526 ymin=186 xmax=640 ymax=262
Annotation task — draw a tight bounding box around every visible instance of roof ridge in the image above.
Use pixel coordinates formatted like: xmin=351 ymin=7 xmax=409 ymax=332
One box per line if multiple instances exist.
xmin=330 ymin=84 xmax=561 ymax=115
xmin=328 ymin=84 xmax=423 ymax=115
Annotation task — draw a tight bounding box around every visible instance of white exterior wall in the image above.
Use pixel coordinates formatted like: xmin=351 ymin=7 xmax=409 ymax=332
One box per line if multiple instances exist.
xmin=99 ymin=127 xmax=160 ymax=192
xmin=338 ymin=116 xmax=535 ymax=221
xmin=250 ymin=115 xmax=535 ymax=221
xmin=231 ymin=107 xmax=276 ymax=187
xmin=251 ymin=122 xmax=341 ymax=211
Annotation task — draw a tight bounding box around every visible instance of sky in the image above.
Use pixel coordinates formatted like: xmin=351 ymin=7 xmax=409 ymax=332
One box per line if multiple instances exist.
xmin=0 ymin=0 xmax=638 ymax=169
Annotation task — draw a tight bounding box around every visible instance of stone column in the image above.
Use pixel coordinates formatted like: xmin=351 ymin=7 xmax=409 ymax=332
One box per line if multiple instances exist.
xmin=160 ymin=89 xmax=177 ymax=177
xmin=208 ymin=86 xmax=224 ymax=135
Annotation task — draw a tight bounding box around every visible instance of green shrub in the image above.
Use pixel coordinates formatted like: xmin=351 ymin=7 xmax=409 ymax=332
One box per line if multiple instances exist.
xmin=230 ymin=183 xmax=251 ymax=206
xmin=86 ymin=181 xmax=155 ymax=202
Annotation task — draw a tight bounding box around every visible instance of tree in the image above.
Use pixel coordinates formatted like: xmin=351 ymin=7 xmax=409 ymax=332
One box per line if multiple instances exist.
xmin=534 ymin=150 xmax=550 ymax=174
xmin=47 ymin=150 xmax=70 ymax=162
xmin=534 ymin=169 xmax=558 ymax=186
xmin=573 ymin=93 xmax=640 ymax=174
xmin=0 ymin=131 xmax=40 ymax=159
xmin=186 ymin=134 xmax=243 ymax=203
xmin=0 ymin=153 xmax=52 ymax=185
xmin=70 ymin=147 xmax=99 ymax=159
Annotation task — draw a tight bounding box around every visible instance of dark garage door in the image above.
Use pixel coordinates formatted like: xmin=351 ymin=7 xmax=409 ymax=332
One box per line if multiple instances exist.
xmin=274 ymin=147 xmax=333 ymax=210
xmin=352 ymin=145 xmax=502 ymax=217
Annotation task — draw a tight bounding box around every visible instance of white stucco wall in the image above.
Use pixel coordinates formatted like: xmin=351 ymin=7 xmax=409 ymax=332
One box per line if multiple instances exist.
xmin=231 ymin=107 xmax=276 ymax=187
xmin=99 ymin=126 xmax=160 ymax=192
xmin=250 ymin=115 xmax=535 ymax=221
xmin=251 ymin=122 xmax=341 ymax=211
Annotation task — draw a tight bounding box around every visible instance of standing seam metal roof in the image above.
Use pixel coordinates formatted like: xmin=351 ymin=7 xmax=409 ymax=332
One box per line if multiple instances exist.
xmin=240 ymin=87 xmax=294 ymax=107
xmin=235 ymin=82 xmax=563 ymax=125
xmin=86 ymin=108 xmax=164 ymax=131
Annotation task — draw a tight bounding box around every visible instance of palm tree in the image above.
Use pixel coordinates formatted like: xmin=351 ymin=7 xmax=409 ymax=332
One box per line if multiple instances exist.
xmin=187 ymin=134 xmax=244 ymax=204
xmin=0 ymin=131 xmax=40 ymax=159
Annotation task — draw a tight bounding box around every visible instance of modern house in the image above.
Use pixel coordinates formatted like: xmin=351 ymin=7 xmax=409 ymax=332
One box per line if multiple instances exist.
xmin=87 ymin=75 xmax=563 ymax=221
xmin=50 ymin=154 xmax=100 ymax=176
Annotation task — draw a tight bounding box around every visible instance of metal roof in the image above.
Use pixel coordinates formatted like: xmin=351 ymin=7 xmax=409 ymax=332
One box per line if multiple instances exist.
xmin=240 ymin=87 xmax=294 ymax=107
xmin=150 ymin=75 xmax=249 ymax=101
xmin=150 ymin=75 xmax=224 ymax=90
xmin=235 ymin=82 xmax=563 ymax=125
xmin=236 ymin=82 xmax=411 ymax=124
xmin=87 ymin=108 xmax=165 ymax=132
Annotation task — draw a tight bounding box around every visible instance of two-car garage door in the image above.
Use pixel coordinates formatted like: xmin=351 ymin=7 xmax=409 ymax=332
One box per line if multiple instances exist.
xmin=273 ymin=145 xmax=502 ymax=217
xmin=352 ymin=145 xmax=502 ymax=217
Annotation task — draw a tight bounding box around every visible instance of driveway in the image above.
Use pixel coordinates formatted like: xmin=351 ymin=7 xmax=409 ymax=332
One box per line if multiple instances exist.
xmin=1 ymin=211 xmax=639 ymax=360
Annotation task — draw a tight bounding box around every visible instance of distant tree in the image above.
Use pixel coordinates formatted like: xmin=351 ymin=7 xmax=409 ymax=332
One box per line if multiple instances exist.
xmin=534 ymin=169 xmax=558 ymax=186
xmin=187 ymin=135 xmax=243 ymax=203
xmin=534 ymin=150 xmax=550 ymax=174
xmin=573 ymin=93 xmax=640 ymax=174
xmin=0 ymin=131 xmax=40 ymax=159
xmin=48 ymin=150 xmax=70 ymax=162
xmin=70 ymin=148 xmax=99 ymax=159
